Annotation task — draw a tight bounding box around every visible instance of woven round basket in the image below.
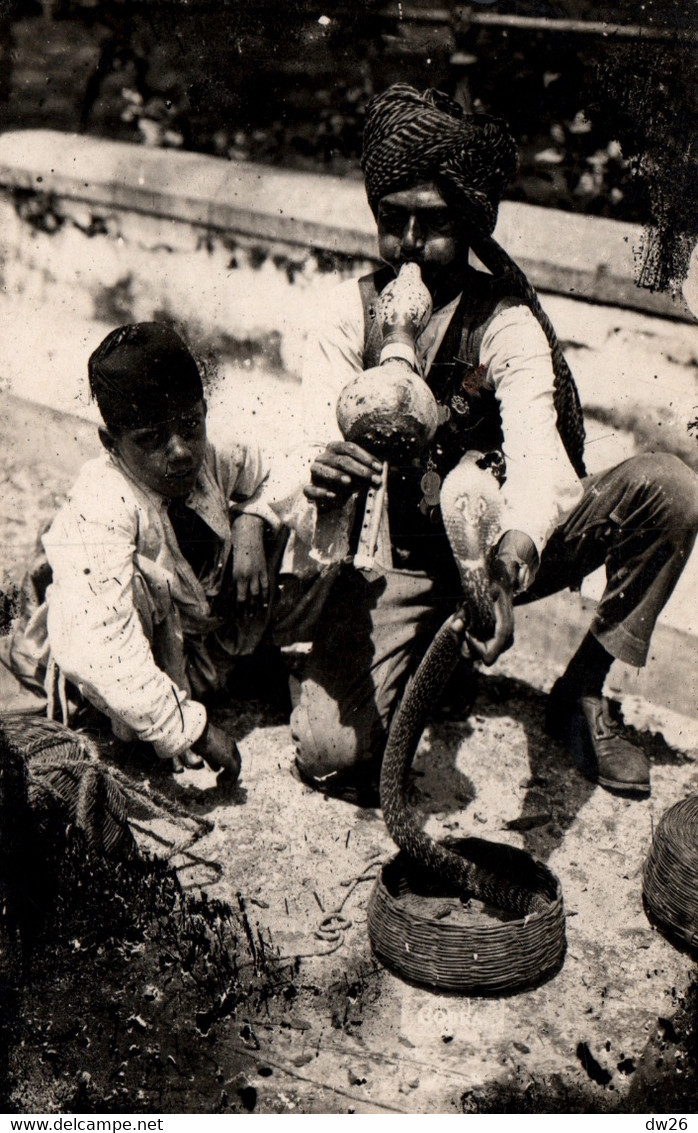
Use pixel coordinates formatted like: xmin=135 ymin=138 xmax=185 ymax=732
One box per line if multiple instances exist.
xmin=642 ymin=794 xmax=698 ymax=952
xmin=367 ymin=837 xmax=566 ymax=994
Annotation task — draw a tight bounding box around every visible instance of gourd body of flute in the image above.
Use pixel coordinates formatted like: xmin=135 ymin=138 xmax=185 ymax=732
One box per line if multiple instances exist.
xmin=336 ymin=358 xmax=438 ymax=462
xmin=335 ymin=262 xmax=438 ymax=463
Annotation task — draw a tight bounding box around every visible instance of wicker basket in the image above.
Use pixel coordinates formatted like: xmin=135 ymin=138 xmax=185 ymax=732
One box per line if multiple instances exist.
xmin=643 ymin=794 xmax=698 ymax=952
xmin=367 ymin=837 xmax=566 ymax=994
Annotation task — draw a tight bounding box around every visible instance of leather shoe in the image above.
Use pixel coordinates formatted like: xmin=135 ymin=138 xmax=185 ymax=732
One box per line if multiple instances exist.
xmin=546 ymin=681 xmax=650 ymax=795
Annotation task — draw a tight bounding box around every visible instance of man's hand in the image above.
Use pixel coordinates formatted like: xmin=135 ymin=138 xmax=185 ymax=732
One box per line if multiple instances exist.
xmin=191 ymin=722 xmax=242 ymax=779
xmin=462 ymin=580 xmax=515 ymax=666
xmin=231 ymin=513 xmax=269 ymax=605
xmin=304 ymin=440 xmax=384 ymax=511
xmin=460 ymin=529 xmax=537 ymax=666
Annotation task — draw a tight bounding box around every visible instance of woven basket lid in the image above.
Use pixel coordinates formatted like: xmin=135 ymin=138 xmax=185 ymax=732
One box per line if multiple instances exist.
xmin=643 ymin=794 xmax=698 ymax=952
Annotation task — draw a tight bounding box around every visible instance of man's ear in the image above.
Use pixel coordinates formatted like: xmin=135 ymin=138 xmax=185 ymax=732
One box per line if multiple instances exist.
xmin=98 ymin=425 xmax=118 ymax=453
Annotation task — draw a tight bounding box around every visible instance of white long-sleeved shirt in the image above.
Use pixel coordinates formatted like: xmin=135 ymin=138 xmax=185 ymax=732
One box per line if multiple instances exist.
xmin=36 ymin=440 xmax=275 ymax=758
xmin=298 ymin=276 xmax=584 ymax=561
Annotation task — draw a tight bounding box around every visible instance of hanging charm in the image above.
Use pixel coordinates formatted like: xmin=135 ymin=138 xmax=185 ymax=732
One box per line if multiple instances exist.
xmin=419 ymin=450 xmax=442 ymax=516
xmin=420 ymin=468 xmax=442 ymax=507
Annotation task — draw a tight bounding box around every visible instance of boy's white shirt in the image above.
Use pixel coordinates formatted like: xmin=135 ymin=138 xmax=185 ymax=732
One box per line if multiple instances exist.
xmin=42 ymin=439 xmax=276 ymax=759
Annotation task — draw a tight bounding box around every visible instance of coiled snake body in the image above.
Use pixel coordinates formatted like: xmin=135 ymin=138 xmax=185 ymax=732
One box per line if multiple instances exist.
xmin=379 ymin=454 xmax=546 ymax=918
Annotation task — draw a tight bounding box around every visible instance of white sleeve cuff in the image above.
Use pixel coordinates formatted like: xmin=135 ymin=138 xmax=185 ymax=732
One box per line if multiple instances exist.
xmin=152 ymin=698 xmax=207 ymax=759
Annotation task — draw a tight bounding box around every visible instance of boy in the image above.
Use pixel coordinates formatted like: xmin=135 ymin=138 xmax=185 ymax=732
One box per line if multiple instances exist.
xmin=4 ymin=322 xmax=283 ymax=777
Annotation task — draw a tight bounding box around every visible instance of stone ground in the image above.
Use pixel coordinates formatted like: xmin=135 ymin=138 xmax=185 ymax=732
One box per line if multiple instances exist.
xmin=1 ymin=376 xmax=697 ymax=1113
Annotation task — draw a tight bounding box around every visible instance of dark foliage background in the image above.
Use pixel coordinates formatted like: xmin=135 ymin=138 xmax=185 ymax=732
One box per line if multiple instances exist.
xmin=0 ymin=1 xmax=695 ymax=284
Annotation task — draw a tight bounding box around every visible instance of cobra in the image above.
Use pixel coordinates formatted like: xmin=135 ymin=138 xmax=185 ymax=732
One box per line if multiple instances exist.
xmin=379 ymin=454 xmax=547 ymax=917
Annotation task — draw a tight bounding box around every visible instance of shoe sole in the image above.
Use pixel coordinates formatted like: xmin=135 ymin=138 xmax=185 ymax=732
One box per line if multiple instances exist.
xmin=597 ymin=773 xmax=651 ymax=797
xmin=293 ymin=759 xmax=381 ymax=808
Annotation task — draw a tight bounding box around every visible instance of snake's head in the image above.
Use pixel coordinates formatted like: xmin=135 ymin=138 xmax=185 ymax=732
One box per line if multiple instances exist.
xmin=440 ymin=454 xmax=503 ymax=573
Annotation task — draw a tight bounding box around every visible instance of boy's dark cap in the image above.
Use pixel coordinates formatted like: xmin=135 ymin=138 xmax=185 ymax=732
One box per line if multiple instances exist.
xmin=88 ymin=322 xmax=204 ymax=430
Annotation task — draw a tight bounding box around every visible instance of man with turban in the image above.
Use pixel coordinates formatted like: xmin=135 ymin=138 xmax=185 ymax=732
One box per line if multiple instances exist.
xmin=289 ymin=84 xmax=698 ymax=802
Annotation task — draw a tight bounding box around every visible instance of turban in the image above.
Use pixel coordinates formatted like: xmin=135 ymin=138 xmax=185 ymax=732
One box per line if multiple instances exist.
xmin=361 ymin=84 xmax=518 ymax=235
xmin=88 ymin=322 xmax=204 ymax=430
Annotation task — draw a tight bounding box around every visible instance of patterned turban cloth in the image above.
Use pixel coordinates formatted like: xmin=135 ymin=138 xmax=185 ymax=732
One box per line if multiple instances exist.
xmin=361 ymin=84 xmax=518 ymax=236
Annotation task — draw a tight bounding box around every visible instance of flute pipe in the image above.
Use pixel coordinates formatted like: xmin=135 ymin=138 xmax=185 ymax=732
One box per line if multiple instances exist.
xmin=367 ymin=461 xmax=389 ymax=560
xmin=354 ymin=460 xmax=388 ymax=568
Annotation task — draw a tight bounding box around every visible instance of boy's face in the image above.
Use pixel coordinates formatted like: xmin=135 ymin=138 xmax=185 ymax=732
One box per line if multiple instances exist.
xmin=376 ymin=181 xmax=468 ymax=299
xmin=102 ymin=400 xmax=207 ymax=499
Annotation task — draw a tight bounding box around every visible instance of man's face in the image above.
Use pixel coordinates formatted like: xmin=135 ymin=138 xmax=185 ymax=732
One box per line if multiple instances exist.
xmin=104 ymin=400 xmax=207 ymax=499
xmin=376 ymin=182 xmax=467 ymax=297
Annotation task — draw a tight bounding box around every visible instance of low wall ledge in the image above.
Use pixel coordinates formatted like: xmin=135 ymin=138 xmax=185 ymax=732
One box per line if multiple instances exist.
xmin=0 ymin=129 xmax=691 ymax=322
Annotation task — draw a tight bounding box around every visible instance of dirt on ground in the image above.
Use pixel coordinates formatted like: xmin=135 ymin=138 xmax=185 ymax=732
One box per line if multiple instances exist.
xmin=1 ymin=392 xmax=697 ymax=1115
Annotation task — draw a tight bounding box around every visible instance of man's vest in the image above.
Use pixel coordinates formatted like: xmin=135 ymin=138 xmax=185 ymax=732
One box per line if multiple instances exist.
xmin=358 ymin=265 xmax=586 ymax=574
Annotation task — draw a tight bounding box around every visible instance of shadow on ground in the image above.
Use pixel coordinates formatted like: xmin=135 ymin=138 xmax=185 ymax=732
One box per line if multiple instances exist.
xmin=413 ymin=670 xmax=694 ymax=864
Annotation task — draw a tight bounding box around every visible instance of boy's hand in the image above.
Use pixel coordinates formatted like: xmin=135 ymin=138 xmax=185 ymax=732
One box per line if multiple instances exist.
xmin=171 ymin=748 xmax=205 ymax=773
xmin=191 ymin=722 xmax=242 ymax=780
xmin=304 ymin=441 xmax=384 ymax=511
xmin=231 ymin=513 xmax=269 ymax=604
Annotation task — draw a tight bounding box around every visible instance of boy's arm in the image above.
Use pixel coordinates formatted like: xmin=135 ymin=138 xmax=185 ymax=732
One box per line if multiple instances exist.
xmin=43 ymin=496 xmax=206 ymax=760
xmin=224 ymin=440 xmax=282 ymax=531
xmin=210 ymin=441 xmax=276 ymax=603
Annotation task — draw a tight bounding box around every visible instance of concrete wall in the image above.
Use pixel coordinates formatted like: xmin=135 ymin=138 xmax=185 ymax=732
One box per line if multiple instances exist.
xmin=0 ymin=128 xmax=693 ymax=417
xmin=0 ymin=131 xmax=378 ymax=416
xmin=1 ymin=131 xmax=692 ymax=309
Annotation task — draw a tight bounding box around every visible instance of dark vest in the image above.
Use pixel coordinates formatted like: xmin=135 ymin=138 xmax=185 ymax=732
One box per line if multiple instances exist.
xmin=358 ymin=266 xmax=523 ymax=575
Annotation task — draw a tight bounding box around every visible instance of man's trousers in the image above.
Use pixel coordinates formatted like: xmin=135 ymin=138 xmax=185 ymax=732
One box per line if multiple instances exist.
xmin=292 ymin=453 xmax=698 ymax=782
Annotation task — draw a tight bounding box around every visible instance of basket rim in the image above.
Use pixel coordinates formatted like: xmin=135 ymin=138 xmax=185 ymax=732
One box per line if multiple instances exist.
xmin=642 ymin=793 xmax=698 ymax=948
xmin=366 ymin=847 xmax=566 ymax=995
xmin=380 ymin=840 xmax=563 ymax=913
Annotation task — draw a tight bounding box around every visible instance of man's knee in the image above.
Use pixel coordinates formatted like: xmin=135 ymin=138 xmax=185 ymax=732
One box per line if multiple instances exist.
xmin=620 ymin=453 xmax=698 ymax=533
xmin=291 ymin=691 xmax=379 ymax=781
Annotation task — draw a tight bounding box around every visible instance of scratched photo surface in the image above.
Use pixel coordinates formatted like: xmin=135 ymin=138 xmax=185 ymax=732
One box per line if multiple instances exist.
xmin=0 ymin=0 xmax=696 ymax=1116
